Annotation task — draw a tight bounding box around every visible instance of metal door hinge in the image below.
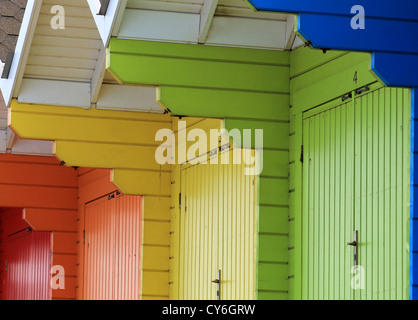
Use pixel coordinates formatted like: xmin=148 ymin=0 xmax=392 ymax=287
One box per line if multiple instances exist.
xmin=179 ymin=193 xmax=181 ymax=209
xmin=355 ymin=85 xmax=370 ymax=95
xmin=83 ymin=230 xmax=85 ymax=245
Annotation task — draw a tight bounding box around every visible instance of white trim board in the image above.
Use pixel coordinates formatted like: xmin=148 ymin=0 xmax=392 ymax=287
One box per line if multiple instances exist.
xmin=0 ymin=0 xmax=43 ymax=107
xmin=11 ymin=138 xmax=54 ymax=156
xmin=117 ymin=8 xmax=288 ymax=49
xmin=96 ymin=84 xmax=163 ymax=113
xmin=18 ymin=78 xmax=164 ymax=113
xmin=18 ymin=78 xmax=92 ymax=108
xmin=87 ymin=0 xmax=127 ymax=47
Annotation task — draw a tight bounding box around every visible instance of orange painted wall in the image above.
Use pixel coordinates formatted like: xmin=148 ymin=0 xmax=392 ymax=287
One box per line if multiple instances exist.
xmin=0 ymin=154 xmax=78 ymax=300
xmin=0 ymin=156 xmax=140 ymax=300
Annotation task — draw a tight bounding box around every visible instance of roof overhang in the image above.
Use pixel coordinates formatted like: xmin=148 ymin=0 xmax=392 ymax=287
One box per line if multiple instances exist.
xmin=88 ymin=0 xmax=303 ymax=51
xmin=248 ymin=0 xmax=418 ymax=88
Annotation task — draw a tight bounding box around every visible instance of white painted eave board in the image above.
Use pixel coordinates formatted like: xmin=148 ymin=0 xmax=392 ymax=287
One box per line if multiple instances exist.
xmin=0 ymin=0 xmax=43 ymax=107
xmin=87 ymin=0 xmax=127 ymax=47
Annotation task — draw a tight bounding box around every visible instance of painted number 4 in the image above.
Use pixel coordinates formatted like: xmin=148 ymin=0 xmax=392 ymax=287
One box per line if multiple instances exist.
xmin=351 ymin=5 xmax=365 ymax=30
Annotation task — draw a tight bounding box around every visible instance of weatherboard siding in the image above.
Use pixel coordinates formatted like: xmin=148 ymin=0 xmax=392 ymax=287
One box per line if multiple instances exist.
xmin=107 ymin=38 xmax=291 ymax=299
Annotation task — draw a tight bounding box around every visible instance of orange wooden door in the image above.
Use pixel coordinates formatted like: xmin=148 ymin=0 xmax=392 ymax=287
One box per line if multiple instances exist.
xmin=83 ymin=193 xmax=142 ymax=300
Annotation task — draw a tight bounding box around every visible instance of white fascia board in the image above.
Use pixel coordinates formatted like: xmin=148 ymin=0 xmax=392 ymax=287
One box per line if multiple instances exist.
xmin=11 ymin=138 xmax=54 ymax=156
xmin=18 ymin=79 xmax=91 ymax=108
xmin=0 ymin=0 xmax=43 ymax=107
xmin=96 ymin=84 xmax=164 ymax=113
xmin=87 ymin=0 xmax=127 ymax=47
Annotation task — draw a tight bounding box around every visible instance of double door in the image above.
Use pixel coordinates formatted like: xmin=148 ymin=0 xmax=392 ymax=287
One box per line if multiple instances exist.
xmin=302 ymin=86 xmax=410 ymax=299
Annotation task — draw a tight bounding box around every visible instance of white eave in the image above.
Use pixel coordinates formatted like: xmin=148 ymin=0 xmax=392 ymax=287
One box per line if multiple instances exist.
xmin=90 ymin=0 xmax=304 ymax=50
xmin=0 ymin=0 xmax=42 ymax=108
xmin=1 ymin=0 xmax=163 ymax=113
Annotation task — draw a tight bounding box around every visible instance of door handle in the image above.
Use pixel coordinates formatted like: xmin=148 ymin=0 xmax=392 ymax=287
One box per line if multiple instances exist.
xmin=347 ymin=230 xmax=358 ymax=268
xmin=211 ymin=270 xmax=221 ymax=300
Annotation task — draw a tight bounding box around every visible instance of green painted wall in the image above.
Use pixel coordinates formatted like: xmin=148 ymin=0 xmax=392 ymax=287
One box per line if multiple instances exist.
xmin=108 ymin=38 xmax=291 ymax=299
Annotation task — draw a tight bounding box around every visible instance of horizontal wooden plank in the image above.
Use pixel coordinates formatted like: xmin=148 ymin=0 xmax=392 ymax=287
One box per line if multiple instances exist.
xmin=143 ymin=196 xmax=171 ymax=221
xmin=97 ymin=84 xmax=163 ymax=113
xmin=0 ymin=184 xmax=78 ymax=209
xmin=10 ymin=139 xmax=54 ymax=156
xmin=0 ymin=161 xmax=77 ymax=187
xmin=290 ymin=46 xmax=346 ymax=78
xmin=29 ymin=45 xmax=99 ymax=60
xmin=40 ymin=4 xmax=93 ymax=18
xmin=51 ymin=277 xmax=77 ymax=300
xmin=52 ymin=232 xmax=77 ymax=254
xmin=55 ymin=141 xmax=171 ymax=171
xmin=259 ymin=177 xmax=289 ymax=206
xmin=257 ymin=291 xmax=288 ymax=300
xmin=0 ymin=157 xmax=77 ymax=188
xmin=159 ymin=86 xmax=289 ymax=120
xmin=258 ymin=262 xmax=288 ymax=291
xmin=258 ymin=206 xmax=289 ymax=234
xmin=25 ymin=65 xmax=94 ymax=81
xmin=37 ymin=14 xmax=97 ymax=29
xmin=262 ymin=149 xmax=289 ymax=177
xmin=11 ymin=98 xmax=172 ymax=121
xmin=52 ymin=254 xmax=77 ymax=276
xmin=27 ymin=55 xmax=97 ymax=70
xmin=11 ymin=105 xmax=172 ymax=145
xmin=141 ymin=270 xmax=169 ymax=297
xmin=31 ymin=35 xmax=102 ymax=50
xmin=258 ymin=234 xmax=288 ymax=263
xmin=127 ymin=0 xmax=202 ymax=13
xmin=43 ymin=0 xmax=87 ymax=7
xmin=206 ymin=16 xmax=286 ymax=49
xmin=18 ymin=79 xmax=91 ymax=108
xmin=0 ymin=153 xmax=60 ymax=165
xmin=119 ymin=9 xmax=200 ymax=43
xmin=78 ymin=174 xmax=116 ymax=204
xmin=143 ymin=221 xmax=170 ymax=246
xmin=142 ymin=245 xmax=170 ymax=270
xmin=112 ymin=169 xmax=171 ymax=196
xmin=108 ymin=52 xmax=289 ymax=93
xmin=24 ymin=208 xmax=77 ymax=232
xmin=109 ymin=38 xmax=290 ymax=65
xmin=224 ymin=119 xmax=289 ymax=150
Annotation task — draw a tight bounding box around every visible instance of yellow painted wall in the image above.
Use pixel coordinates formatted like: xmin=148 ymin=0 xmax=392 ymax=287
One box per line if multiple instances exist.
xmin=9 ymin=99 xmax=224 ymax=300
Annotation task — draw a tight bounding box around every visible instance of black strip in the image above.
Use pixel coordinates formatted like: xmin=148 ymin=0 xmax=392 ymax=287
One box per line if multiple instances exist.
xmin=1 ymin=51 xmax=14 ymax=79
xmin=98 ymin=0 xmax=110 ymax=15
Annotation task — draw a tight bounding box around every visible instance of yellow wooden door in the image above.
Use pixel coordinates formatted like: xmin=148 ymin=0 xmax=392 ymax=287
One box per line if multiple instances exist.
xmin=178 ymin=150 xmax=258 ymax=299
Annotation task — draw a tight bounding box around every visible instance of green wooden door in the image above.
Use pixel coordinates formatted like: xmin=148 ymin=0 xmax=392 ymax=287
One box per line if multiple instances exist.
xmin=302 ymin=86 xmax=410 ymax=300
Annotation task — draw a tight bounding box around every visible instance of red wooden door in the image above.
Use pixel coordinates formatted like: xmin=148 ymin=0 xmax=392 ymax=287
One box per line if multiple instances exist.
xmin=2 ymin=209 xmax=51 ymax=300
